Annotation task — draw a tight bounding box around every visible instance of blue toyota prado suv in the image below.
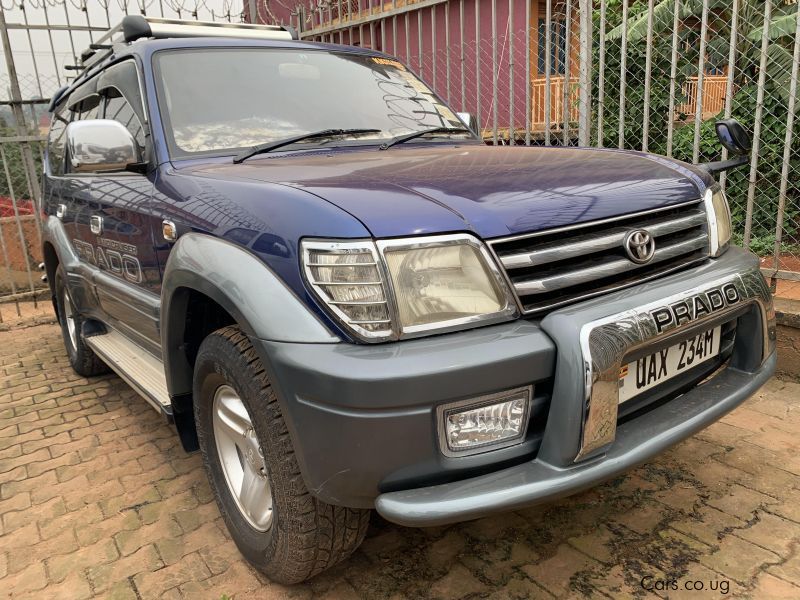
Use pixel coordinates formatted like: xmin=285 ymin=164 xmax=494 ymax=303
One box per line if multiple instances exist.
xmin=41 ymin=15 xmax=776 ymax=584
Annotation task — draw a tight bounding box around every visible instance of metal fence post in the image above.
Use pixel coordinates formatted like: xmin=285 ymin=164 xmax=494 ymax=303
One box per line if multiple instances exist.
xmin=595 ymin=0 xmax=606 ymax=148
xmin=720 ymin=0 xmax=740 ymax=192
xmin=525 ymin=0 xmax=531 ymax=146
xmin=509 ymin=0 xmax=515 ymax=143
xmin=617 ymin=0 xmax=628 ymax=149
xmin=492 ymin=0 xmax=498 ymax=144
xmin=771 ymin=1 xmax=800 ymax=281
xmin=666 ymin=0 xmax=680 ymax=157
xmin=744 ymin=1 xmax=773 ymax=247
xmin=562 ymin=0 xmax=572 ymax=146
xmin=545 ymin=0 xmax=552 ymax=145
xmin=0 ymin=9 xmax=43 ymax=249
xmin=691 ymin=0 xmax=710 ymax=164
xmin=641 ymin=0 xmax=655 ymax=152
xmin=577 ymin=0 xmax=592 ymax=147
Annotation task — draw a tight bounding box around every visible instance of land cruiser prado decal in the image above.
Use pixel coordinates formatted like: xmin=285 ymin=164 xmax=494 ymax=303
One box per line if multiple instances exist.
xmin=73 ymin=238 xmax=143 ymax=284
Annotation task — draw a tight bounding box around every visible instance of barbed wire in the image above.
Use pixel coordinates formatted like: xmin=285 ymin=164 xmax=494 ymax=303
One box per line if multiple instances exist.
xmin=0 ymin=0 xmax=243 ymax=15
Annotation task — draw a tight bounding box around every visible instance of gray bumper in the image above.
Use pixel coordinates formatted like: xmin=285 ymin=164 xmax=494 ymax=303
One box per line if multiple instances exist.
xmin=257 ymin=248 xmax=775 ymax=519
xmin=376 ymin=352 xmax=775 ymax=526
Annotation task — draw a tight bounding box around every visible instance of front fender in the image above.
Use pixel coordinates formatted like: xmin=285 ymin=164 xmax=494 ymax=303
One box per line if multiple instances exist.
xmin=161 ymin=233 xmax=338 ymax=396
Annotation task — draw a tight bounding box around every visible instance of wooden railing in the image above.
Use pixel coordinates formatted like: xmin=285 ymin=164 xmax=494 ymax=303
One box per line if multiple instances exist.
xmin=531 ymin=77 xmax=580 ymax=130
xmin=677 ymin=75 xmax=728 ymax=120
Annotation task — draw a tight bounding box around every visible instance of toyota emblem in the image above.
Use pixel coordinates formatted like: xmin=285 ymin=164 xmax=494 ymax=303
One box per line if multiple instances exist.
xmin=624 ymin=229 xmax=656 ymax=264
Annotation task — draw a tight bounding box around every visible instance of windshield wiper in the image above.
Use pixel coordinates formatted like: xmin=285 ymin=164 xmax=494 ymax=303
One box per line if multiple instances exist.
xmin=379 ymin=126 xmax=472 ymax=150
xmin=233 ymin=128 xmax=382 ymax=163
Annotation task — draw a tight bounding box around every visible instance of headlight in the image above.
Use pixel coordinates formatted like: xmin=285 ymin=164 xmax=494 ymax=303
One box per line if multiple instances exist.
xmin=704 ymin=186 xmax=732 ymax=257
xmin=302 ymin=234 xmax=518 ymax=342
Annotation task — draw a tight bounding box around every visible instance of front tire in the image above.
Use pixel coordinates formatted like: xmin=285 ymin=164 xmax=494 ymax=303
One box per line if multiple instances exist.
xmin=54 ymin=266 xmax=109 ymax=377
xmin=193 ymin=326 xmax=370 ymax=584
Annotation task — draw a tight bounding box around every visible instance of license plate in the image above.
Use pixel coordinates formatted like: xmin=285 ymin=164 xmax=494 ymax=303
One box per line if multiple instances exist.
xmin=618 ymin=326 xmax=721 ymax=404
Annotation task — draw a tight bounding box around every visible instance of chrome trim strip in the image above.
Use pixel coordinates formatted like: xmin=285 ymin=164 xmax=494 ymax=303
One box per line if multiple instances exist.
xmin=500 ymin=210 xmax=707 ymax=270
xmin=575 ymin=266 xmax=774 ymax=462
xmin=513 ymin=257 xmax=710 ymax=315
xmin=487 ymin=198 xmax=703 ymax=246
xmin=328 ymin=300 xmax=388 ymax=306
xmin=306 ymin=261 xmax=379 ymax=267
xmin=318 ymin=280 xmax=384 ymax=286
xmin=301 ymin=238 xmax=393 ymax=343
xmin=514 ymin=234 xmax=708 ymax=296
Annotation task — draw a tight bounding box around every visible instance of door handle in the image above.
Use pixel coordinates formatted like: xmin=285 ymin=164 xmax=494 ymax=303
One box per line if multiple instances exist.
xmin=90 ymin=215 xmax=103 ymax=235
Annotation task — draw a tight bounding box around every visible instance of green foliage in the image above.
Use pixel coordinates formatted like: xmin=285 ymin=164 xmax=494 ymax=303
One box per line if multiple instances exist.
xmin=594 ymin=0 xmax=800 ymax=249
xmin=0 ymin=123 xmax=43 ymax=201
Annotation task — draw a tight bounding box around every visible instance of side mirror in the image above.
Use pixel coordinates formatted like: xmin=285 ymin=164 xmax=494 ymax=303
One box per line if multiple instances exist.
xmin=715 ymin=118 xmax=752 ymax=156
xmin=699 ymin=118 xmax=752 ymax=176
xmin=66 ymin=119 xmax=142 ymax=173
xmin=457 ymin=112 xmax=478 ymax=135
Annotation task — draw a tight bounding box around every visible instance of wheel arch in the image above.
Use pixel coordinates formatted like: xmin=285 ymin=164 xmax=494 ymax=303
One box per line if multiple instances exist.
xmin=160 ymin=233 xmax=338 ymax=451
xmin=42 ymin=240 xmax=60 ymax=316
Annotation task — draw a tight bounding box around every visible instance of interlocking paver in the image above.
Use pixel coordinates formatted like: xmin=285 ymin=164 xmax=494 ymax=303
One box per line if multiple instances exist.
xmin=2 ymin=317 xmax=800 ymax=598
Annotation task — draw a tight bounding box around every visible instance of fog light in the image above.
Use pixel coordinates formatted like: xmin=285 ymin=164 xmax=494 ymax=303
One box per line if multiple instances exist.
xmin=437 ymin=386 xmax=532 ymax=457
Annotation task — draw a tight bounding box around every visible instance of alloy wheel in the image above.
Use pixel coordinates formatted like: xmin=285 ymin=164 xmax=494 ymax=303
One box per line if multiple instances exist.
xmin=212 ymin=384 xmax=274 ymax=531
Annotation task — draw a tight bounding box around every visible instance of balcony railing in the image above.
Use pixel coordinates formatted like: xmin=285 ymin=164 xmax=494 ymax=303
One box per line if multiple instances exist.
xmin=677 ymin=75 xmax=728 ymax=120
xmin=531 ymin=76 xmax=580 ymax=130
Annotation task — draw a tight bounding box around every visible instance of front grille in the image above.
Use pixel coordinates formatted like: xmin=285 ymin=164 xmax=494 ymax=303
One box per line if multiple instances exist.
xmin=489 ymin=199 xmax=710 ymax=315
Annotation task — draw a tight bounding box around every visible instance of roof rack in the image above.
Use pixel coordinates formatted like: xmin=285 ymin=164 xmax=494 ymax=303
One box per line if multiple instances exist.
xmin=70 ymin=15 xmax=297 ymax=75
xmin=120 ymin=15 xmax=297 ymax=43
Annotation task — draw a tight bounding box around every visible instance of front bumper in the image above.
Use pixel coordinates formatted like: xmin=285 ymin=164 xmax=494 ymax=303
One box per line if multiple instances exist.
xmin=256 ymin=247 xmax=775 ymax=521
xmin=377 ymin=352 xmax=775 ymax=526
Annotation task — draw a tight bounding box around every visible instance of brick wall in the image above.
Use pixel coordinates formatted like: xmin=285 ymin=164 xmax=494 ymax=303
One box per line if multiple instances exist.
xmin=0 ymin=214 xmax=42 ymax=276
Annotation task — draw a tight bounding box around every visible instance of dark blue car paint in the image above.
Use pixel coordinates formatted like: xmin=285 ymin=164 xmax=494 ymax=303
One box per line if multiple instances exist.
xmin=182 ymin=143 xmax=712 ymax=239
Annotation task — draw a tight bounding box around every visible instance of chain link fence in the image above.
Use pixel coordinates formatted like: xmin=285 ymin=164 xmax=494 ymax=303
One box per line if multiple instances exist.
xmin=295 ymin=0 xmax=800 ymax=299
xmin=0 ymin=0 xmax=246 ymax=321
xmin=2 ymin=0 xmax=799 ymax=323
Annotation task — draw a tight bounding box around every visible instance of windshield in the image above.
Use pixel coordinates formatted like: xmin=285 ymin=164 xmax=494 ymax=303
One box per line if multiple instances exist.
xmin=154 ymin=48 xmax=471 ymax=157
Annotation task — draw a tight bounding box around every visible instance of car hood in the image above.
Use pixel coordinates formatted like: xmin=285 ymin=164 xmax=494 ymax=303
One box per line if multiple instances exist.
xmin=179 ymin=144 xmax=712 ymax=239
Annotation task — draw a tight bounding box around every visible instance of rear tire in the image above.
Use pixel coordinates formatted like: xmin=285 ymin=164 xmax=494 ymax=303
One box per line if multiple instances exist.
xmin=54 ymin=266 xmax=109 ymax=377
xmin=193 ymin=326 xmax=370 ymax=584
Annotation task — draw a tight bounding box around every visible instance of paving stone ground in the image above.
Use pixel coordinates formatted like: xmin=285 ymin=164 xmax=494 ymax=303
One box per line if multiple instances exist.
xmin=1 ymin=315 xmax=800 ymax=599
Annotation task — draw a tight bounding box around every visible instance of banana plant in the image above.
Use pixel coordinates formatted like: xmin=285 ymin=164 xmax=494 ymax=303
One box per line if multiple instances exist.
xmin=606 ymin=0 xmax=799 ymax=101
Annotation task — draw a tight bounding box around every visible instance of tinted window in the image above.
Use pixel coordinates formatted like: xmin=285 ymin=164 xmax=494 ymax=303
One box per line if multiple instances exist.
xmin=47 ymin=109 xmax=68 ymax=176
xmin=104 ymin=89 xmax=146 ymax=150
xmin=75 ymin=95 xmax=102 ymax=120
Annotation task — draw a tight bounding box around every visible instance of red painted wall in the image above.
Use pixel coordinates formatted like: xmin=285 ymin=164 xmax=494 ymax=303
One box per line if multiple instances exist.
xmin=251 ymin=0 xmax=533 ymax=137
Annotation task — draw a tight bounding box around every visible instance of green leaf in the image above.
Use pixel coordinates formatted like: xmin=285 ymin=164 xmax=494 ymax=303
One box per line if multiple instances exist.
xmin=749 ymin=12 xmax=800 ymax=42
xmin=765 ymin=43 xmax=798 ymax=103
xmin=606 ymin=0 xmax=677 ymax=42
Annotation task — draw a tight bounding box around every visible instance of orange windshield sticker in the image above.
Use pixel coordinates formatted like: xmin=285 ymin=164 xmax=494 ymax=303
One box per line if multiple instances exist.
xmin=372 ymin=57 xmax=407 ymax=70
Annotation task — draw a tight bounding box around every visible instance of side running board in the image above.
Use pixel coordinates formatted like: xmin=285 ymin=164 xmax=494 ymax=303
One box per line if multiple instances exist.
xmin=84 ymin=329 xmax=172 ymax=416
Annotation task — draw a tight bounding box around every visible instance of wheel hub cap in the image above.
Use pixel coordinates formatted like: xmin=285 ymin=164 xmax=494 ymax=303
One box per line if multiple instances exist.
xmin=62 ymin=291 xmax=78 ymax=350
xmin=212 ymin=384 xmax=273 ymax=531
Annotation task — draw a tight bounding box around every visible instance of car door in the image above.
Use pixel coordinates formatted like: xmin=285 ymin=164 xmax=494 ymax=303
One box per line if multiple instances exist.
xmin=77 ymin=61 xmax=163 ymax=356
xmin=47 ymin=87 xmax=105 ymax=317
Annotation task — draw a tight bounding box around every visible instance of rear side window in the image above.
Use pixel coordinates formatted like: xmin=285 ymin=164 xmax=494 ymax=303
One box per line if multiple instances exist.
xmin=75 ymin=95 xmax=101 ymax=120
xmin=47 ymin=108 xmax=68 ymax=176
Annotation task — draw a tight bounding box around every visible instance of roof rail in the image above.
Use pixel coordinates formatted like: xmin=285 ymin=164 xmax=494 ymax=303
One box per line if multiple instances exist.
xmin=70 ymin=16 xmax=297 ymax=77
xmin=120 ymin=15 xmax=297 ymax=43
